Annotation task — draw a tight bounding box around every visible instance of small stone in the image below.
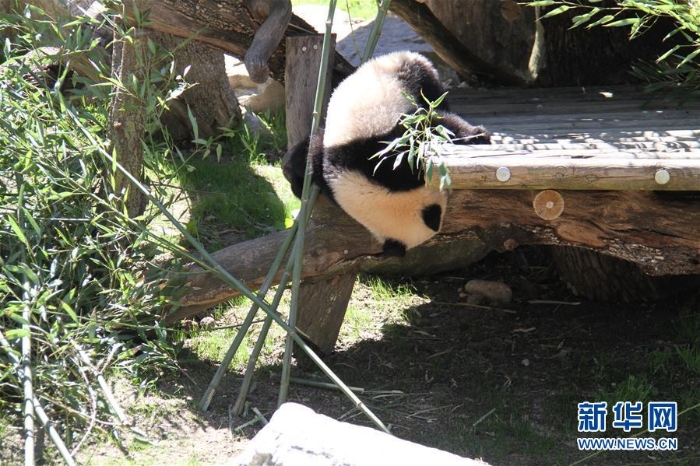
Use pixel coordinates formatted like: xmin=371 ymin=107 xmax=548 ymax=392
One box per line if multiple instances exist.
xmin=199 ymin=316 xmax=215 ymax=329
xmin=464 ymin=280 xmax=513 ymax=304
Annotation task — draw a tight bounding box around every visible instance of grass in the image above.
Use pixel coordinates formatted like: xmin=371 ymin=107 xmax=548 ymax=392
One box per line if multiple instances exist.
xmin=176 ymin=110 xmax=299 ymax=249
xmin=184 ymin=291 xmax=291 ymax=371
xmin=292 ymin=0 xmax=378 ymax=21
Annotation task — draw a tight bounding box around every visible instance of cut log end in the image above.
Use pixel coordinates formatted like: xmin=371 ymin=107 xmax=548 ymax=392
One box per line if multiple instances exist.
xmin=533 ymin=189 xmax=565 ymax=220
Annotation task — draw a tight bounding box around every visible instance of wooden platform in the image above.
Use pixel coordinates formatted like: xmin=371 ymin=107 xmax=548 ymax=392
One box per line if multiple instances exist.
xmin=445 ymin=86 xmax=700 ymax=190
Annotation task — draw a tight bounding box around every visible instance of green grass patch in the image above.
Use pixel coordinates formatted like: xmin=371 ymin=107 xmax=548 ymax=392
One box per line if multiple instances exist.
xmin=185 ymin=292 xmax=291 ymax=371
xmin=292 ymin=0 xmax=378 ymax=21
xmin=176 ymin=109 xmax=297 ymax=249
xmin=178 ymin=158 xmax=289 ymax=247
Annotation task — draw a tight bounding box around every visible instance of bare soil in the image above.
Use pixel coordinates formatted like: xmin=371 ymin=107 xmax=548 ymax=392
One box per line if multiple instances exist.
xmin=81 ymin=246 xmax=700 ymax=466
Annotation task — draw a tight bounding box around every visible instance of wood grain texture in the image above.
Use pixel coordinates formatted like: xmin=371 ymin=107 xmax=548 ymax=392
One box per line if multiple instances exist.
xmin=285 ymin=35 xmax=334 ymax=147
xmin=430 ymin=153 xmax=700 ymax=191
xmin=120 ymin=0 xmax=353 ymax=82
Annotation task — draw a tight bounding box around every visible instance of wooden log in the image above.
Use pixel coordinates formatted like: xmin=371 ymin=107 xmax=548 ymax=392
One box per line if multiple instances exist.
xmin=232 ymin=403 xmax=491 ymax=466
xmin=165 ymin=188 xmax=700 ymax=322
xmin=423 ymin=0 xmax=539 ymax=84
xmin=120 ymin=0 xmax=354 ymax=83
xmin=387 ymin=0 xmax=524 ymax=86
xmin=295 ymin=271 xmax=357 ymax=355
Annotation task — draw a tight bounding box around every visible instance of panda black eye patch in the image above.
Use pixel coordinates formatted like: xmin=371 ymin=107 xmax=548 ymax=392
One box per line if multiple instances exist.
xmin=421 ymin=204 xmax=443 ymax=232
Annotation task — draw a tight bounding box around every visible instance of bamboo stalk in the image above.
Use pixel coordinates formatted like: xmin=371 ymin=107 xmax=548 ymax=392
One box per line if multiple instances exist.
xmin=66 ymin=101 xmax=391 ymax=434
xmin=21 ymin=309 xmax=34 ymax=466
xmin=32 ymin=401 xmax=76 ymax=466
xmin=71 ymin=342 xmax=128 ymax=425
xmin=252 ymin=407 xmax=269 ymax=426
xmin=290 ymin=377 xmax=365 ymax=394
xmin=0 ymin=331 xmax=76 ymax=466
xmin=231 ymin=186 xmax=318 ymax=414
xmin=198 ymin=218 xmax=298 ymax=412
xmin=15 ymin=175 xmax=35 ymax=466
xmin=361 ymin=0 xmax=392 ymax=63
xmin=200 ymin=184 xmax=318 ymax=413
xmin=232 ymin=250 xmax=293 ymax=414
xmin=278 ymin=0 xmax=339 ymax=407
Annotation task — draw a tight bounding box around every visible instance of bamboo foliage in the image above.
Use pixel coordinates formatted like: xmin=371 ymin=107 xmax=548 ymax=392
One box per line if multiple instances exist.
xmin=526 ymin=0 xmax=700 ymax=97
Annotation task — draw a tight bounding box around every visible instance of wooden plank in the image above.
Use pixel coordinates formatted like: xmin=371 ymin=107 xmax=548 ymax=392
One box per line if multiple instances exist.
xmin=430 ymin=152 xmax=700 ymax=190
xmin=486 ymin=143 xmax=700 ymax=153
xmin=443 ymin=143 xmax=700 ymax=158
xmin=450 ymin=85 xmax=700 ymax=111
xmin=295 ymin=271 xmax=357 ymax=355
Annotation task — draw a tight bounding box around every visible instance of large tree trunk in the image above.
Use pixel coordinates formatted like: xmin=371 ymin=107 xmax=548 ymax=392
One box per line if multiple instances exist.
xmin=108 ymin=27 xmax=148 ymax=217
xmin=535 ymin=2 xmax=678 ymax=86
xmin=552 ymin=246 xmax=666 ymax=302
xmin=392 ymin=0 xmax=677 ymax=87
xmin=422 ymin=0 xmax=539 ymax=84
xmin=389 ymin=0 xmax=527 ymax=85
xmin=155 ymin=33 xmax=241 ymax=142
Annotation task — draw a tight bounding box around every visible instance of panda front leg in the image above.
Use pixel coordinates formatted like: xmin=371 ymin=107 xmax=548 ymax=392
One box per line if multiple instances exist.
xmin=381 ymin=239 xmax=407 ymax=257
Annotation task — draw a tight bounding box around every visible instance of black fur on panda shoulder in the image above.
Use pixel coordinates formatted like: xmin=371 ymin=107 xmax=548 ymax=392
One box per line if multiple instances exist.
xmin=282 ymin=117 xmax=489 ymax=202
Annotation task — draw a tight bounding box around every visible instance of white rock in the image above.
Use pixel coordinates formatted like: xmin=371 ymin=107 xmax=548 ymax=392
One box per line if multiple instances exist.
xmin=233 ymin=403 xmax=491 ymax=466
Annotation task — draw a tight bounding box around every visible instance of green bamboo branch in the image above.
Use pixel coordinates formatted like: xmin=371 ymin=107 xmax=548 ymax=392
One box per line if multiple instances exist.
xmin=64 ymin=101 xmax=391 ymax=434
xmin=15 ymin=173 xmax=35 ymax=466
xmin=361 ymin=0 xmax=392 ymax=63
xmin=278 ymin=0 xmax=339 ymax=407
xmin=198 ymin=215 xmax=299 ymax=412
xmin=0 ymin=331 xmax=76 ymax=466
xmin=233 ymin=187 xmax=319 ymax=415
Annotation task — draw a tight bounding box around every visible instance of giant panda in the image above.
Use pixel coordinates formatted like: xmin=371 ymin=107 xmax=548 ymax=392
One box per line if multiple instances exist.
xmin=283 ymin=51 xmax=490 ymax=257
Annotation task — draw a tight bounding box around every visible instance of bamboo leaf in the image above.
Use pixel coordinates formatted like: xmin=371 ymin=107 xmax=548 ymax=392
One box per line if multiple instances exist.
xmin=657 ymin=44 xmax=681 ymax=63
xmin=60 ymin=300 xmax=79 ymax=324
xmin=604 ymin=17 xmax=641 ymax=28
xmin=588 ymin=14 xmax=615 ymax=28
xmin=541 ymin=5 xmax=571 ymax=20
xmin=678 ymin=47 xmax=700 ymax=67
xmin=7 ymin=216 xmax=28 ymax=246
xmin=393 ymin=152 xmax=404 ymax=170
xmin=5 ymin=328 xmax=30 ymax=339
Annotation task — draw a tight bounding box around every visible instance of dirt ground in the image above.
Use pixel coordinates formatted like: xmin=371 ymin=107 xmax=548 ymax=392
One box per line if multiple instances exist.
xmin=77 ymin=246 xmax=700 ymax=466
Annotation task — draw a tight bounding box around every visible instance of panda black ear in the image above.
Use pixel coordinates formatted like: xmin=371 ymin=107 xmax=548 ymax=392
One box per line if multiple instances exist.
xmin=282 ymin=138 xmax=310 ymax=198
xmin=438 ymin=112 xmax=491 ymax=145
xmin=282 ymin=129 xmax=326 ymax=199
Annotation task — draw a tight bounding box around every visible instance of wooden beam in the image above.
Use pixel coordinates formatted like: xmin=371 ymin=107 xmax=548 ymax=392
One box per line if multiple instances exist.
xmin=428 ymin=148 xmax=700 ymax=191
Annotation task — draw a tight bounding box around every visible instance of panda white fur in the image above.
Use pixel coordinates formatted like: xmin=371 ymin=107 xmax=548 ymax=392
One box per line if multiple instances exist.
xmin=284 ymin=51 xmax=490 ymax=257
